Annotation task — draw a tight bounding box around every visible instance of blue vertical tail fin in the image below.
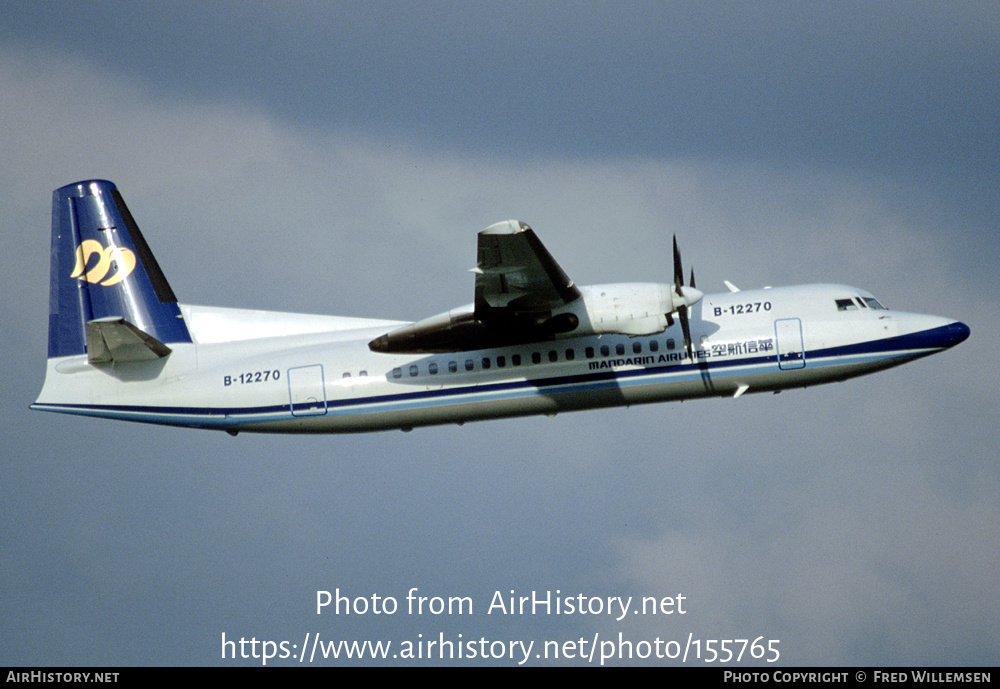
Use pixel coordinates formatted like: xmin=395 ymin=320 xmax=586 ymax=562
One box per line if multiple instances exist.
xmin=47 ymin=180 xmax=191 ymax=359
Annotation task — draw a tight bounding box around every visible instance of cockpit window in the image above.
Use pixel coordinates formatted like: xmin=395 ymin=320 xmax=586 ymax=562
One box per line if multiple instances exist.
xmin=862 ymin=297 xmax=886 ymax=310
xmin=835 ymin=298 xmax=857 ymax=311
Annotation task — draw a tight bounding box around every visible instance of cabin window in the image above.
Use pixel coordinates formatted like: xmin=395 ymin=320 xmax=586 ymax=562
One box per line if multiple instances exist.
xmin=409 ymin=364 xmax=418 ymax=377
xmin=359 ymin=370 xmax=367 ymax=377
xmin=649 ymin=340 xmax=659 ymax=352
xmin=633 ymin=342 xmax=642 ymax=354
xmin=532 ymin=352 xmax=541 ymax=364
xmin=666 ymin=338 xmax=675 ymax=350
xmin=392 ymin=367 xmax=402 ymax=379
xmin=600 ymin=344 xmax=610 ymax=357
xmin=428 ymin=362 xmax=438 ymax=375
xmin=343 ymin=372 xmax=351 ymax=378
xmin=835 ymin=298 xmax=857 ymax=311
xmin=448 ymin=361 xmax=458 ymax=373
xmin=585 ymin=347 xmax=595 ymax=358
xmin=512 ymin=354 xmax=522 ymax=366
xmin=548 ymin=350 xmax=558 ymax=363
xmin=482 ymin=357 xmax=491 ymax=369
xmin=616 ymin=343 xmax=625 ymax=356
xmin=565 ymin=348 xmax=575 ymax=361
xmin=497 ymin=355 xmax=506 ymax=368
xmin=465 ymin=359 xmax=474 ymax=371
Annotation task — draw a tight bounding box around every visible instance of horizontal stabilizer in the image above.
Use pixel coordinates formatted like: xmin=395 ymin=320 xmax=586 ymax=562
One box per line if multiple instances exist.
xmin=86 ymin=317 xmax=172 ymax=364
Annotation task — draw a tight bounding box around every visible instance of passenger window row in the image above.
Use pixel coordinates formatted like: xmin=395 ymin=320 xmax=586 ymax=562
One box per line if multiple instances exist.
xmin=389 ymin=337 xmax=677 ymax=379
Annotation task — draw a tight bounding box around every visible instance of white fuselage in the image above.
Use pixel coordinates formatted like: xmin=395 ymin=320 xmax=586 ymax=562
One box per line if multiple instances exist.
xmin=32 ymin=283 xmax=967 ymax=434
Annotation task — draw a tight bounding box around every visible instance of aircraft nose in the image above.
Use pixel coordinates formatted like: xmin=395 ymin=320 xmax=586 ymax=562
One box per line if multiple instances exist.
xmin=920 ymin=320 xmax=970 ymax=350
xmin=942 ymin=321 xmax=971 ymax=348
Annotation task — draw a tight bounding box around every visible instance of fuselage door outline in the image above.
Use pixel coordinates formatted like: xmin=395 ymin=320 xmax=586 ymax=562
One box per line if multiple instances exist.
xmin=288 ymin=364 xmax=328 ymax=417
xmin=774 ymin=318 xmax=806 ymax=370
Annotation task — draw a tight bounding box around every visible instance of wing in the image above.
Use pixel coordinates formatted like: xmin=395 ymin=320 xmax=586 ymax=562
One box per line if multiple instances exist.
xmin=473 ymin=219 xmax=581 ymax=322
xmin=369 ymin=220 xmax=582 ymax=354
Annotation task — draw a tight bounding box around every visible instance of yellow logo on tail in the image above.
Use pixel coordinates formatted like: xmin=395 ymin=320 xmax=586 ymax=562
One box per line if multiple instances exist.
xmin=70 ymin=239 xmax=137 ymax=286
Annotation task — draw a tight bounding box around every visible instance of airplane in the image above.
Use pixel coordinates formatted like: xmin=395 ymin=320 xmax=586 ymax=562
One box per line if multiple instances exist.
xmin=32 ymin=180 xmax=970 ymax=435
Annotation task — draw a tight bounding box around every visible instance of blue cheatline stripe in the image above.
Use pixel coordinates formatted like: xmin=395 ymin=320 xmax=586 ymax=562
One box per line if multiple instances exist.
xmin=33 ymin=326 xmax=950 ymax=428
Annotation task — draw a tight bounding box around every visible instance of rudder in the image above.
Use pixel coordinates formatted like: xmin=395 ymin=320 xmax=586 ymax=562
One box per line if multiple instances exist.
xmin=47 ymin=180 xmax=191 ymax=358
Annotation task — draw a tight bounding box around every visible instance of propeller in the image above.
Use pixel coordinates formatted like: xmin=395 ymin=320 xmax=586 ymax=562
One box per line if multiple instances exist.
xmin=671 ymin=235 xmax=703 ymax=361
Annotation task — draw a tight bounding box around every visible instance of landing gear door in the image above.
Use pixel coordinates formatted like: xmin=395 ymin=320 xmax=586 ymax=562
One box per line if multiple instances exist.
xmin=774 ymin=318 xmax=806 ymax=370
xmin=288 ymin=364 xmax=328 ymax=416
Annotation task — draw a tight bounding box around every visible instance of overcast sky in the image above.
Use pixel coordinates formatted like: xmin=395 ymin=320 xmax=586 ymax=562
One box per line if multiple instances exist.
xmin=2 ymin=2 xmax=997 ymax=666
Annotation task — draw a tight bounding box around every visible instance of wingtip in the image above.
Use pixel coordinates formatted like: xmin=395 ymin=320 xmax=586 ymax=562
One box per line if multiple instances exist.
xmin=480 ymin=219 xmax=526 ymax=235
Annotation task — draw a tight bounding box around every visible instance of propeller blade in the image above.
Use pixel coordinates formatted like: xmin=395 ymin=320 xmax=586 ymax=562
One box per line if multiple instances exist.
xmin=679 ymin=304 xmax=694 ymax=361
xmin=673 ymin=234 xmax=683 ymax=296
xmin=670 ymin=235 xmax=699 ymax=360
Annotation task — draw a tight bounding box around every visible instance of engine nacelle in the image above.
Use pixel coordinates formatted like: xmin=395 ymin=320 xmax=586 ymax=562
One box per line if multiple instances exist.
xmin=566 ymin=283 xmax=678 ymax=336
xmin=368 ymin=305 xmax=481 ymax=353
xmin=369 ymin=282 xmax=703 ymax=353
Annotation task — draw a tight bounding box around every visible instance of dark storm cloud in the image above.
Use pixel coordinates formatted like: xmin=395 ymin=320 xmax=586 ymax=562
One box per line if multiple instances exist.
xmin=4 ymin=2 xmax=998 ymax=170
